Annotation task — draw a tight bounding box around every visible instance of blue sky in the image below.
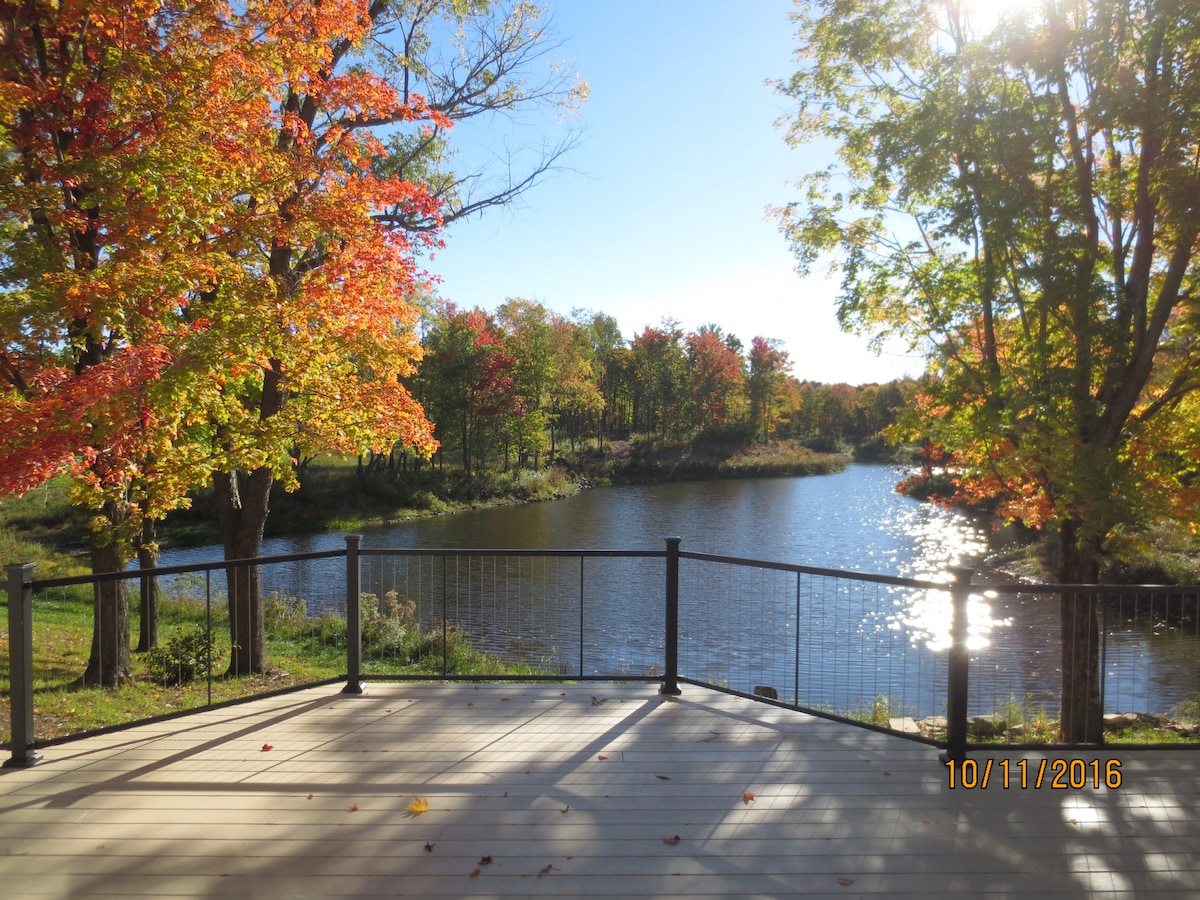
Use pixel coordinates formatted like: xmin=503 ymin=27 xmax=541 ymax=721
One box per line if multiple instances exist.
xmin=427 ymin=0 xmax=926 ymax=385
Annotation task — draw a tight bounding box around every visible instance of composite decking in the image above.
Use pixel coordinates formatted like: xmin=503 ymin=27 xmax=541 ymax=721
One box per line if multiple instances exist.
xmin=0 ymin=682 xmax=1197 ymax=898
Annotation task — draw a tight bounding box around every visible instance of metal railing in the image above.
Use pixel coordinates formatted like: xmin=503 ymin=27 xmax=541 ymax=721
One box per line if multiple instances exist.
xmin=5 ymin=536 xmax=1200 ymax=767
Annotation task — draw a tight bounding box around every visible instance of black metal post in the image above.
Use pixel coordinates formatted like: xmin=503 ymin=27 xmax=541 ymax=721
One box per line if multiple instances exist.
xmin=342 ymin=535 xmax=364 ymax=694
xmin=5 ymin=563 xmax=42 ymax=767
xmin=940 ymin=566 xmax=974 ymax=764
xmin=661 ymin=536 xmax=682 ymax=696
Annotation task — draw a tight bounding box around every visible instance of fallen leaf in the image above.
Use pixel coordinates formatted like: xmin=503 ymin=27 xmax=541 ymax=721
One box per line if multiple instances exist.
xmin=469 ymin=868 xmax=481 ymax=878
xmin=597 ymin=754 xmax=609 ymax=760
xmin=837 ymin=877 xmax=855 ymax=886
xmin=591 ymin=696 xmax=607 ymax=707
xmin=479 ymin=855 xmax=493 ymax=865
xmin=408 ymin=798 xmax=429 ymax=814
xmin=424 ymin=842 xmax=435 ymax=852
xmin=261 ymin=744 xmax=273 ymax=752
xmin=306 ymin=793 xmax=314 ymax=800
xmin=662 ymin=835 xmax=681 ymax=846
xmin=655 ymin=774 xmax=671 ymax=781
xmin=560 ymin=805 xmax=570 ymax=814
xmin=742 ymin=791 xmax=756 ymax=804
xmin=348 ymin=804 xmax=359 ymax=812
xmin=467 ymin=702 xmax=474 ymax=706
xmin=538 ymin=864 xmax=558 ymax=877
xmin=883 ymin=771 xmax=892 ymax=776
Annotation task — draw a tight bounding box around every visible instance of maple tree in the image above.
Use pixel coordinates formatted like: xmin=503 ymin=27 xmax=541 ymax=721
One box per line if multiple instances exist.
xmin=1 ymin=0 xmax=449 ymax=679
xmin=776 ymin=0 xmax=1200 ymax=740
xmin=200 ymin=0 xmax=584 ymax=674
xmin=0 ymin=0 xmax=275 ymax=684
xmin=686 ymin=328 xmax=745 ymax=432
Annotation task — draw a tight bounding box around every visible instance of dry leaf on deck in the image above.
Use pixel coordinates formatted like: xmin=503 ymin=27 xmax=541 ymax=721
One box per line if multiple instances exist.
xmin=655 ymin=774 xmax=670 ymax=781
xmin=261 ymin=743 xmax=273 ymax=752
xmin=597 ymin=754 xmax=608 ymax=760
xmin=424 ymin=842 xmax=436 ymax=852
xmin=348 ymin=804 xmax=359 ymax=812
xmin=479 ymin=855 xmax=493 ymax=865
xmin=837 ymin=877 xmax=855 ymax=886
xmin=742 ymin=791 xmax=756 ymax=804
xmin=408 ymin=797 xmax=429 ymax=814
xmin=469 ymin=868 xmax=481 ymax=878
xmin=662 ymin=835 xmax=681 ymax=846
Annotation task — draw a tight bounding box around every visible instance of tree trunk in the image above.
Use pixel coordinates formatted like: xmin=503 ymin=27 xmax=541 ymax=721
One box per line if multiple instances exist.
xmin=1058 ymin=521 xmax=1104 ymax=744
xmin=213 ymin=467 xmax=272 ymax=676
xmin=78 ymin=511 xmax=132 ymax=687
xmin=136 ymin=520 xmax=160 ymax=652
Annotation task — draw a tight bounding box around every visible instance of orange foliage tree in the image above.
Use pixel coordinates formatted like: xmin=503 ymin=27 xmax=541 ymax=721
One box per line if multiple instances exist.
xmin=0 ymin=0 xmax=442 ymax=680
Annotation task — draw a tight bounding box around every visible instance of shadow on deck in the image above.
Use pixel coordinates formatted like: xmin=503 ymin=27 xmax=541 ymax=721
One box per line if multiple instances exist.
xmin=1 ymin=682 xmax=1197 ymax=897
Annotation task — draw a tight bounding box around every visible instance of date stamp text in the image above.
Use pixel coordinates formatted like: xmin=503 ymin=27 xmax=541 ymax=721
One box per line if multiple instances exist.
xmin=945 ymin=758 xmax=1123 ymax=790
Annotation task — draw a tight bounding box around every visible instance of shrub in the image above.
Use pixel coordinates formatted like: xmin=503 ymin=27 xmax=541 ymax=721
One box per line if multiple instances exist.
xmin=145 ymin=625 xmax=221 ymax=685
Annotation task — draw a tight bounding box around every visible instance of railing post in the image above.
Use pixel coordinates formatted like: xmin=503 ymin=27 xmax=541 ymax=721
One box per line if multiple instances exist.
xmin=5 ymin=563 xmax=42 ymax=768
xmin=661 ymin=536 xmax=682 ymax=696
xmin=940 ymin=566 xmax=974 ymax=764
xmin=342 ymin=535 xmax=364 ymax=695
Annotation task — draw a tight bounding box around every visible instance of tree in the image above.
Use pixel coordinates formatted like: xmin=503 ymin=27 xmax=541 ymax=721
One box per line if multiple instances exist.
xmin=686 ymin=329 xmax=745 ymax=432
xmin=572 ymin=309 xmax=626 ymax=442
xmin=747 ymin=336 xmax=791 ymax=441
xmin=417 ymin=304 xmax=517 ymax=475
xmin=497 ymin=298 xmax=553 ymax=468
xmin=0 ymin=0 xmax=274 ymax=684
xmin=631 ymin=323 xmax=687 ymax=442
xmin=193 ymin=0 xmax=583 ymax=674
xmin=1 ymin=0 xmax=446 ymax=679
xmin=776 ymin=0 xmax=1200 ymax=741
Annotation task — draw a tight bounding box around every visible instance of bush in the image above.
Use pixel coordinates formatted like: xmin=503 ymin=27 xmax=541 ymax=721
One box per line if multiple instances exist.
xmin=145 ymin=625 xmax=221 ymax=685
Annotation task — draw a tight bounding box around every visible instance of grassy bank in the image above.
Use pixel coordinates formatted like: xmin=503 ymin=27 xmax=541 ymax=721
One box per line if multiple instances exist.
xmin=1 ymin=575 xmax=543 ymax=745
xmin=584 ymin=437 xmax=847 ymax=484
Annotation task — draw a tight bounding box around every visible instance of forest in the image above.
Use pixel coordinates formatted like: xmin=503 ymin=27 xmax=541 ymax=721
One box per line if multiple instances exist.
xmin=378 ymin=298 xmax=912 ymax=479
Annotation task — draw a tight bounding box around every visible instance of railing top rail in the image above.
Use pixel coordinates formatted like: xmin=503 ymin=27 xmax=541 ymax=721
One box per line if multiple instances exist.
xmin=972 ymin=580 xmax=1200 ymax=598
xmin=678 ymin=550 xmax=945 ymax=590
xmin=358 ymin=547 xmax=665 ymax=560
xmin=22 ymin=548 xmax=346 ymax=591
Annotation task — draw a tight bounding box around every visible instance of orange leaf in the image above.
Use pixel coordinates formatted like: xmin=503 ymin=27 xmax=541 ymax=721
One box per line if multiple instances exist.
xmin=597 ymin=754 xmax=608 ymax=760
xmin=348 ymin=804 xmax=359 ymax=812
xmin=261 ymin=743 xmax=273 ymax=752
xmin=469 ymin=868 xmax=481 ymax=878
xmin=742 ymin=791 xmax=756 ymax=804
xmin=408 ymin=797 xmax=429 ymax=814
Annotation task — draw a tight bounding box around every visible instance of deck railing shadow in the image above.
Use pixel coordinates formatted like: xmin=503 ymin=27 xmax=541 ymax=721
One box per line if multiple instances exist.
xmin=6 ymin=535 xmax=1200 ymax=766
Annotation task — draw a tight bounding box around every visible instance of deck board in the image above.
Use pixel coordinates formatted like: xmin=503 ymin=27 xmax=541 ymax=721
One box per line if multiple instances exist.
xmin=1 ymin=682 xmax=1198 ymax=897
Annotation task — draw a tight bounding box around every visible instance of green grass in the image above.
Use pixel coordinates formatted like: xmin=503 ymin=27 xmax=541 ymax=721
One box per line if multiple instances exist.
xmin=1 ymin=582 xmax=542 ymax=747
xmin=840 ymin=692 xmax=1200 ymax=745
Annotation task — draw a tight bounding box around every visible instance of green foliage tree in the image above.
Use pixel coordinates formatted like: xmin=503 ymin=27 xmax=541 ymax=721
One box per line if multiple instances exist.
xmin=776 ymin=0 xmax=1200 ymax=741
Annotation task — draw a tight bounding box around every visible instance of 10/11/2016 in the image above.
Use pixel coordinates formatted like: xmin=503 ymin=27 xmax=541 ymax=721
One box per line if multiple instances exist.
xmin=946 ymin=758 xmax=1123 ymax=790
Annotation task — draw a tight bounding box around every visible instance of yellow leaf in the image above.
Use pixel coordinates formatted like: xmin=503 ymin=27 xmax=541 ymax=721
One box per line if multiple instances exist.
xmin=408 ymin=797 xmax=429 ymax=814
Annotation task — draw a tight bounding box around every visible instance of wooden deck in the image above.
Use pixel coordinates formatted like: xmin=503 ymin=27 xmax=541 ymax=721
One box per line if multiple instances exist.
xmin=1 ymin=682 xmax=1197 ymax=898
